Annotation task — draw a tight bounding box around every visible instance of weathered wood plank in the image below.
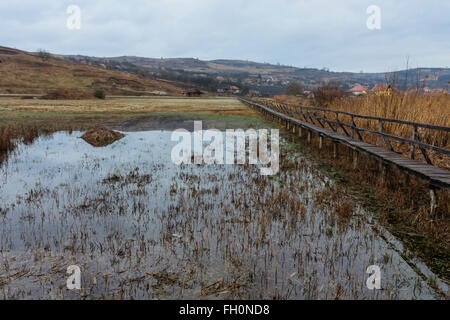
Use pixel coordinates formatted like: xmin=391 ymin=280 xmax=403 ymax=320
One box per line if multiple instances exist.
xmin=240 ymin=98 xmax=450 ymax=190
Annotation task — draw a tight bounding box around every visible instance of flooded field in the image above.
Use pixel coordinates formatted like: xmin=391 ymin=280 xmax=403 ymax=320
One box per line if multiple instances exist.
xmin=0 ymin=118 xmax=447 ymax=299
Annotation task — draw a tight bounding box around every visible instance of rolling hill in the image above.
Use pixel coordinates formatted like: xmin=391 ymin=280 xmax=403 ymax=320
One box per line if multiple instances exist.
xmin=1 ymin=45 xmax=448 ymax=96
xmin=63 ymin=54 xmax=450 ymax=94
xmin=0 ymin=46 xmax=186 ymax=96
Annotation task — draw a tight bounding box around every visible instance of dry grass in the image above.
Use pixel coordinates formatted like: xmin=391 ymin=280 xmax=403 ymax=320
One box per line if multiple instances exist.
xmin=0 ymin=46 xmax=184 ymax=95
xmin=0 ymin=97 xmax=254 ymax=116
xmin=80 ymin=128 xmax=125 ymax=147
xmin=273 ymin=93 xmax=450 ymax=169
xmin=327 ymin=94 xmax=449 ymax=145
xmin=0 ymin=125 xmax=41 ymax=159
xmin=41 ymin=88 xmax=95 ymax=100
xmin=279 ymin=129 xmax=450 ymax=282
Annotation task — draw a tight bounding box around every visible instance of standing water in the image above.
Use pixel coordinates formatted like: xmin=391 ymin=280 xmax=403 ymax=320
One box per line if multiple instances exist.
xmin=0 ymin=130 xmax=446 ymax=299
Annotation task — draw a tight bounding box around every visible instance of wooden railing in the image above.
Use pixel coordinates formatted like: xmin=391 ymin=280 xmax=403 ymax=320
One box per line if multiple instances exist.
xmin=254 ymin=99 xmax=450 ymax=167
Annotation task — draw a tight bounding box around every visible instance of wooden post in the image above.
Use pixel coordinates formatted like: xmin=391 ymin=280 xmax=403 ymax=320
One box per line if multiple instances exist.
xmin=307 ymin=131 xmax=311 ymax=143
xmin=430 ymin=186 xmax=438 ymax=218
xmin=353 ymin=150 xmax=358 ymax=169
xmin=377 ymin=120 xmax=383 ymax=146
xmin=335 ymin=113 xmax=339 ymax=133
xmin=319 ymin=135 xmax=323 ymax=150
xmin=378 ymin=121 xmax=394 ymax=151
xmin=351 ymin=116 xmax=355 ymax=139
xmin=379 ymin=162 xmax=386 ymax=185
xmin=286 ymin=121 xmax=290 ymax=130
xmin=333 ymin=142 xmax=338 ymax=159
xmin=292 ymin=125 xmax=296 ymax=134
xmin=298 ymin=126 xmax=303 ymax=137
xmin=411 ymin=126 xmax=417 ymax=159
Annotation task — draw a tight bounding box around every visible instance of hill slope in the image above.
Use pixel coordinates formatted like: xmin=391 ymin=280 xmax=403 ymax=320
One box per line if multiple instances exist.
xmin=0 ymin=46 xmax=185 ymax=96
xmin=64 ymin=54 xmax=450 ymax=92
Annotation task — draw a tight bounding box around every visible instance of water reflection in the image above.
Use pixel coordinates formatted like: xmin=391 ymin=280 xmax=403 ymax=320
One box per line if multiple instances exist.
xmin=0 ymin=131 xmax=444 ymax=299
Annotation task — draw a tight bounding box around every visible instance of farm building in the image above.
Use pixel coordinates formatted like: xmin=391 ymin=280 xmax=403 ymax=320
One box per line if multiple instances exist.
xmin=182 ymin=89 xmax=204 ymax=97
xmin=372 ymin=83 xmax=393 ymax=96
xmin=216 ymin=85 xmax=241 ymax=95
xmin=346 ymin=84 xmax=368 ymax=96
xmin=371 ymin=83 xmax=388 ymax=92
xmin=229 ymin=86 xmax=241 ymax=94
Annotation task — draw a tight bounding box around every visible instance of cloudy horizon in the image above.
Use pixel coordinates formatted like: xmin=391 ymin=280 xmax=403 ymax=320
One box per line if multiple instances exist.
xmin=1 ymin=0 xmax=449 ymax=73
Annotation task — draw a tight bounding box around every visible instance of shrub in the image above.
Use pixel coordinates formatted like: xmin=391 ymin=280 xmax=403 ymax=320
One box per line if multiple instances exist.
xmin=285 ymin=81 xmax=304 ymax=96
xmin=93 ymin=89 xmax=105 ymax=99
xmin=313 ymin=82 xmax=345 ymax=106
xmin=37 ymin=49 xmax=50 ymax=61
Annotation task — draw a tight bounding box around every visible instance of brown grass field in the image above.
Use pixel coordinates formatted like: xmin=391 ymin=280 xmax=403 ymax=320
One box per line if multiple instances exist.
xmin=0 ymin=97 xmax=251 ymax=115
xmin=0 ymin=46 xmax=184 ymax=96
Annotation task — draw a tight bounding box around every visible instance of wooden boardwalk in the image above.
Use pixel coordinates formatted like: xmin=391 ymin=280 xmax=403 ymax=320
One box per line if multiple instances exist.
xmin=240 ymin=98 xmax=450 ymax=190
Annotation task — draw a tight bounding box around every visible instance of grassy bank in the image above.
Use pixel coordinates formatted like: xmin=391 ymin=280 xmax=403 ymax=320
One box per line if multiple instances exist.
xmin=0 ymin=97 xmax=249 ymax=115
xmin=275 ymin=122 xmax=450 ymax=284
xmin=0 ymin=97 xmax=259 ymax=126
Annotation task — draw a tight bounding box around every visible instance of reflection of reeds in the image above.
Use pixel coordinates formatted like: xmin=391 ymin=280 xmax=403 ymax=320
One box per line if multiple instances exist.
xmin=23 ymin=126 xmax=39 ymax=145
xmin=0 ymin=127 xmax=14 ymax=152
xmin=0 ymin=125 xmax=41 ymax=157
xmin=282 ymin=131 xmax=449 ymax=282
xmin=1 ymin=130 xmax=445 ymax=299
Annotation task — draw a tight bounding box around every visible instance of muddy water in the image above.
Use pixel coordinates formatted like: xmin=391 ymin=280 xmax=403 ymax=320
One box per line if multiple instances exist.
xmin=0 ymin=129 xmax=446 ymax=299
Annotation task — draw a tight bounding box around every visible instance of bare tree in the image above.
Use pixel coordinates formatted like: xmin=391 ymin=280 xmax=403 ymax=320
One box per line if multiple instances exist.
xmin=285 ymin=81 xmax=304 ymax=96
xmin=37 ymin=49 xmax=50 ymax=61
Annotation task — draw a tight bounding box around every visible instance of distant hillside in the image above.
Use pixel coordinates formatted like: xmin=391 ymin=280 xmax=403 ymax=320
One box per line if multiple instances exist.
xmin=0 ymin=46 xmax=185 ymax=96
xmin=63 ymin=54 xmax=450 ymax=94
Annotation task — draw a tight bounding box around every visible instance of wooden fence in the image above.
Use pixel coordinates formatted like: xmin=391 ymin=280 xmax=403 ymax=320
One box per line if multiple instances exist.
xmin=255 ymin=99 xmax=450 ymax=167
xmin=239 ymin=97 xmax=449 ymax=217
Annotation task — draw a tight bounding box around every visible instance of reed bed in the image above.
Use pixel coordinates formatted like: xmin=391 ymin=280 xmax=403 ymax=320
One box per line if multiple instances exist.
xmin=272 ymin=94 xmax=450 ymax=169
xmin=0 ymin=125 xmax=45 ymax=163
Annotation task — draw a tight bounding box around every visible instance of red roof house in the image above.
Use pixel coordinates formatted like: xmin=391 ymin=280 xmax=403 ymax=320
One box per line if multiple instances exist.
xmin=372 ymin=83 xmax=388 ymax=91
xmin=346 ymin=84 xmax=368 ymax=96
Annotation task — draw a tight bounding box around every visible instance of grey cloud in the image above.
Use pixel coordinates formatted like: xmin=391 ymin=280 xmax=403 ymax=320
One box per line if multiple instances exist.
xmin=0 ymin=0 xmax=448 ymax=72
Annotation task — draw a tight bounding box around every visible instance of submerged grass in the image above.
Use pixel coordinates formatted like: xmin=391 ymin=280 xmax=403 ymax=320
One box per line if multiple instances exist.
xmin=278 ymin=123 xmax=450 ymax=283
xmin=0 ymin=128 xmax=444 ymax=299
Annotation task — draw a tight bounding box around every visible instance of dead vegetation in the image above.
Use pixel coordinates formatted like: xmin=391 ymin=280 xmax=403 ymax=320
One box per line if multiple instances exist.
xmin=279 ymin=129 xmax=450 ymax=282
xmin=1 ymin=127 xmax=444 ymax=299
xmin=0 ymin=45 xmax=184 ymax=96
xmin=271 ymin=93 xmax=450 ymax=169
xmin=0 ymin=125 xmax=41 ymax=154
xmin=0 ymin=97 xmax=254 ymax=117
xmin=0 ymin=97 xmax=447 ymax=299
xmin=274 ymin=93 xmax=449 ymax=145
xmin=41 ymin=88 xmax=95 ymax=100
xmin=80 ymin=128 xmax=125 ymax=147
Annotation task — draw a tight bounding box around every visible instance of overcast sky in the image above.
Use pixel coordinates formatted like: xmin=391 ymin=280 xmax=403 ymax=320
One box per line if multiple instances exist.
xmin=0 ymin=0 xmax=448 ymax=72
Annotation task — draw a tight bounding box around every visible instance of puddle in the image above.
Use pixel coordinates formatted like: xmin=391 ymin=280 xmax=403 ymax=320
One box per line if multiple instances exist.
xmin=0 ymin=130 xmax=446 ymax=299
